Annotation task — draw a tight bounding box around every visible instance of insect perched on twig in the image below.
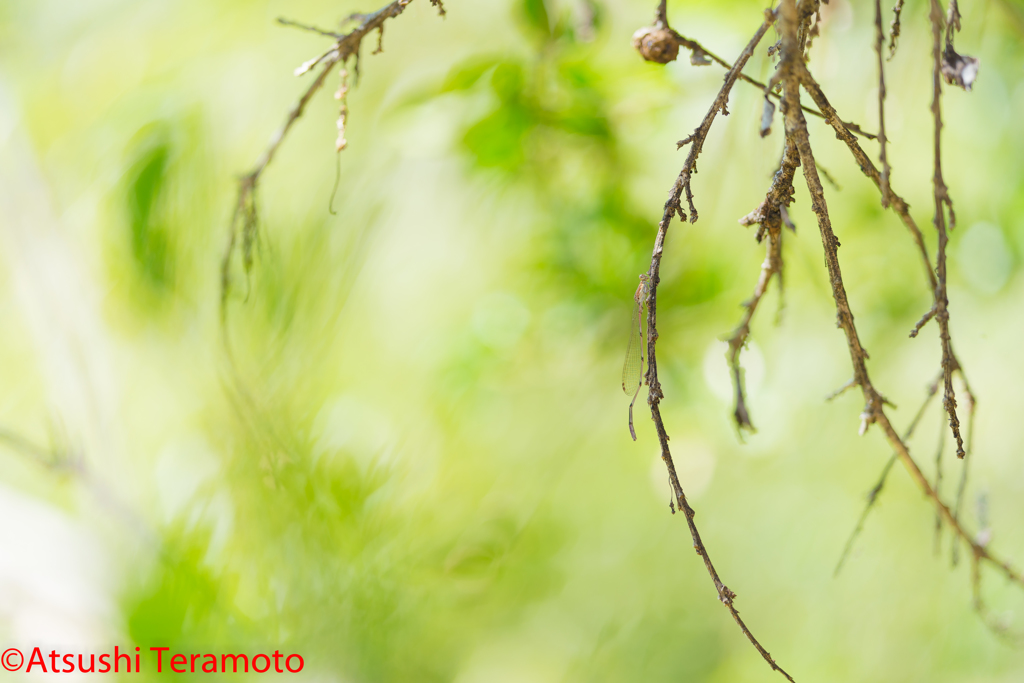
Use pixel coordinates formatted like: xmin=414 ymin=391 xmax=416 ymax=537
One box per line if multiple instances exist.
xmin=622 ymin=274 xmax=649 ymax=441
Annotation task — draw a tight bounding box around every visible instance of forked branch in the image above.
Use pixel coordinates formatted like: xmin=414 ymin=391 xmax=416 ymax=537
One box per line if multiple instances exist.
xmin=670 ymin=12 xmax=779 ymax=223
xmin=641 ymin=9 xmax=794 ymax=681
xmin=834 ymin=374 xmax=939 ymax=576
xmin=635 ymin=0 xmax=1016 ymax=669
xmin=775 ymin=0 xmax=1023 ymax=619
xmin=727 ymin=141 xmax=799 ymax=432
xmin=222 ymin=0 xmax=444 ymax=312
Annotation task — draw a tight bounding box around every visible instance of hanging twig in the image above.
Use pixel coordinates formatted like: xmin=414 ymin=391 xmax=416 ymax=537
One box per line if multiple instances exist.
xmin=641 ymin=9 xmax=794 ymax=680
xmin=773 ymin=0 xmax=1024 ymax=606
xmin=638 ymin=5 xmax=875 ymax=140
xmin=834 ymin=375 xmax=940 ymax=576
xmin=723 ymin=227 xmax=782 ymax=433
xmin=798 ymin=72 xmax=975 ymax=459
xmin=223 ymin=0 xmax=440 ymax=310
xmin=952 ymin=383 xmax=977 ymax=566
xmin=889 ymin=0 xmax=906 ymax=58
xmin=927 ymin=0 xmax=965 ymax=459
xmin=635 ymin=0 xmax=1011 ymax=662
xmin=934 ymin=415 xmax=946 ymax=552
xmin=874 ymin=0 xmax=892 ymax=208
xmin=727 ymin=141 xmax=799 ymax=432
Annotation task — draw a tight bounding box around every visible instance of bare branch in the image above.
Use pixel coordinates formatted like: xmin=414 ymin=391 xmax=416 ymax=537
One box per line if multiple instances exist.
xmin=825 ymin=379 xmax=856 ymax=402
xmin=726 ymin=141 xmax=799 ymax=431
xmin=889 ymin=0 xmax=905 ymax=58
xmin=910 ymin=305 xmax=937 ymax=338
xmin=636 ymin=2 xmax=874 ymax=139
xmin=0 ymin=426 xmax=152 ymax=540
xmin=277 ymin=17 xmax=345 ymax=40
xmin=672 ymin=12 xmax=778 ymax=223
xmin=834 ymin=375 xmax=940 ymax=576
xmin=929 ymin=0 xmax=965 ymax=459
xmin=655 ymin=0 xmax=668 ymax=28
xmin=799 ymin=78 xmax=934 ymax=293
xmin=223 ymin=0 xmax=433 ymax=308
xmin=724 ymin=230 xmax=780 ymax=433
xmin=952 ymin=381 xmax=977 ymax=566
xmin=640 ymin=0 xmax=1005 ymax=655
xmin=774 ymin=0 xmax=1023 ymax=609
xmin=639 ymin=9 xmax=794 ymax=680
xmin=668 ymin=30 xmax=875 ymax=139
xmin=934 ymin=417 xmax=946 ymax=552
xmin=799 ymin=70 xmax=976 ymax=462
xmin=874 ymin=0 xmax=891 ymax=208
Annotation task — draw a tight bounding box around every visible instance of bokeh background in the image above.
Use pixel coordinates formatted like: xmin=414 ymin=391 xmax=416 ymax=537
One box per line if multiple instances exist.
xmin=2 ymin=0 xmax=1024 ymax=680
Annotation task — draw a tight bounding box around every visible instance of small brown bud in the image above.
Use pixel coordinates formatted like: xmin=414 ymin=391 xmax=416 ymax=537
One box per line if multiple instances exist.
xmin=631 ymin=26 xmax=680 ymax=64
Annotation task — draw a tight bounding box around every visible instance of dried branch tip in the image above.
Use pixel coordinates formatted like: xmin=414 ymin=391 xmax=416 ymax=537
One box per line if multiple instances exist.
xmin=335 ymin=68 xmax=351 ymax=152
xmin=888 ymin=0 xmax=905 ymax=58
xmin=760 ymin=98 xmax=776 ymax=137
xmin=941 ymin=45 xmax=980 ymax=91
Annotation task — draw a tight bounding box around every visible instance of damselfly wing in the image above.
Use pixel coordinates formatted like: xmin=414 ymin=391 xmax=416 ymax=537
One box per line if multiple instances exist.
xmin=623 ymin=275 xmax=648 ymax=440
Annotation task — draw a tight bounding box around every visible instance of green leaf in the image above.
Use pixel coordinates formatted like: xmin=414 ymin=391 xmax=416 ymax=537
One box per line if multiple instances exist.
xmin=490 ymin=61 xmax=525 ymax=102
xmin=520 ymin=0 xmax=551 ymax=37
xmin=125 ymin=135 xmax=173 ymax=289
xmin=462 ymin=105 xmax=535 ymax=170
xmin=440 ymin=57 xmax=501 ymax=93
xmin=551 ymin=105 xmax=610 ymax=139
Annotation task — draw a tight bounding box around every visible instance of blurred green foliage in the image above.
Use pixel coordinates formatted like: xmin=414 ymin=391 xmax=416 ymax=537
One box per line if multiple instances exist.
xmin=3 ymin=0 xmax=1024 ymax=682
xmin=125 ymin=130 xmax=174 ymax=290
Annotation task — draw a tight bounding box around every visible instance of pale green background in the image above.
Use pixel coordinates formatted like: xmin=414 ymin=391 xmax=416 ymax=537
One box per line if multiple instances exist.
xmin=1 ymin=0 xmax=1024 ymax=680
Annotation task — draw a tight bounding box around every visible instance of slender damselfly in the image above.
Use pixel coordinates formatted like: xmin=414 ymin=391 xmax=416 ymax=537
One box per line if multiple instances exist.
xmin=622 ymin=274 xmax=649 ymax=441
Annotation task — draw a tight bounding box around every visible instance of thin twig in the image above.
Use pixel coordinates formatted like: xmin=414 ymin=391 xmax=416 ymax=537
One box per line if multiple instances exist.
xmin=815 ymin=161 xmax=841 ymax=191
xmin=799 ymin=78 xmax=934 ymax=293
xmin=726 ymin=141 xmax=799 ymax=431
xmin=874 ymin=0 xmax=891 ymax=208
xmin=782 ymin=30 xmax=881 ymax=442
xmin=655 ymin=0 xmax=668 ymax=28
xmin=929 ymin=0 xmax=965 ymax=459
xmin=934 ymin=416 xmax=946 ymax=553
xmin=889 ymin=0 xmax=906 ymax=58
xmin=643 ymin=10 xmax=794 ymax=681
xmin=668 ymin=30 xmax=875 ymax=140
xmin=798 ymin=72 xmax=974 ymax=458
xmin=775 ymin=0 xmax=1023 ymax=604
xmin=968 ymin=553 xmax=1024 ymax=642
xmin=651 ymin=0 xmax=1001 ymax=648
xmin=277 ymin=17 xmax=346 ymax=40
xmin=834 ymin=375 xmax=940 ymax=576
xmin=836 ymin=455 xmax=897 ymax=574
xmin=910 ymin=306 xmax=937 ymax=338
xmin=724 ymin=230 xmax=780 ymax=433
xmin=952 ymin=382 xmax=977 ymax=565
xmin=223 ymin=0 xmax=427 ymax=308
xmin=674 ymin=13 xmax=779 ymax=224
